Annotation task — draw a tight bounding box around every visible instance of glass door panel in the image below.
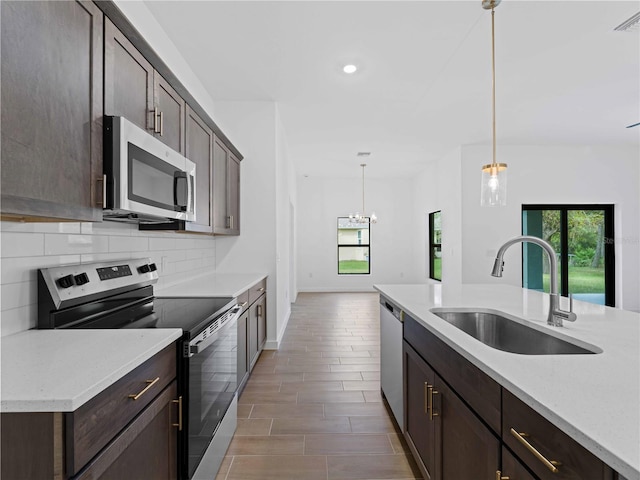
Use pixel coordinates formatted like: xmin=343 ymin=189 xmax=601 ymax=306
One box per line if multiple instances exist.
xmin=522 ymin=209 xmax=562 ymax=293
xmin=567 ymin=210 xmax=606 ymax=305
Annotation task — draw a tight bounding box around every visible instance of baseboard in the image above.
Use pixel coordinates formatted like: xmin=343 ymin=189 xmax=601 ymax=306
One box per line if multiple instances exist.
xmin=296 ymin=287 xmax=378 ymax=293
xmin=264 ymin=306 xmax=291 ymax=350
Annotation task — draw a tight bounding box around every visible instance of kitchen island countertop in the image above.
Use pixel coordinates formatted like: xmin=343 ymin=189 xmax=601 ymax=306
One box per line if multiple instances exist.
xmin=374 ymin=283 xmax=639 ymax=480
xmin=1 ymin=328 xmax=182 ymax=413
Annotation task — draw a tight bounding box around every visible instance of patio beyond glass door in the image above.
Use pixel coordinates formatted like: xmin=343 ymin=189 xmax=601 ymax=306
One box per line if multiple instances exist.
xmin=522 ymin=205 xmax=614 ymax=306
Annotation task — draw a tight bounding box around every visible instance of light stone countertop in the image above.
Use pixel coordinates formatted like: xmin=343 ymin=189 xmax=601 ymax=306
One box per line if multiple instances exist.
xmin=374 ymin=283 xmax=640 ymax=480
xmin=156 ymin=272 xmax=267 ymax=298
xmin=1 ymin=328 xmax=182 ymax=413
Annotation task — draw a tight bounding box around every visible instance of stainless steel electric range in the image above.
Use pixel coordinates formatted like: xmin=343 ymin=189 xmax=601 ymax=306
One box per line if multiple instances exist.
xmin=37 ymin=258 xmax=240 ymax=480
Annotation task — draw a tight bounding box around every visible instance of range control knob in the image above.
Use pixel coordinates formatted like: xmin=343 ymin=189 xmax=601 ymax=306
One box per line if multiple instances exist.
xmin=137 ymin=264 xmax=151 ymax=274
xmin=148 ymin=263 xmax=157 ymax=272
xmin=57 ymin=274 xmax=75 ymax=289
xmin=74 ymin=273 xmax=90 ymax=286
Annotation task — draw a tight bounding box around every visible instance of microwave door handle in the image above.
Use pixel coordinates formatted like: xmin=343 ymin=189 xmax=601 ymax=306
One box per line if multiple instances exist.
xmin=188 ymin=174 xmax=195 ymax=215
xmin=173 ymin=172 xmax=188 ymax=212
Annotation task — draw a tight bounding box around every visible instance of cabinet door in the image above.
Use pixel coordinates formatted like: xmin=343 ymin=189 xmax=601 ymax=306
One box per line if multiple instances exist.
xmin=104 ymin=18 xmax=153 ymax=132
xmin=248 ymin=301 xmax=260 ymax=370
xmin=1 ymin=0 xmax=103 ymax=222
xmin=436 ymin=374 xmax=500 ymax=480
xmin=257 ymin=294 xmax=267 ymax=349
xmin=185 ymin=105 xmax=213 ymax=232
xmin=228 ymin=153 xmax=241 ymax=234
xmin=75 ymin=381 xmax=179 ymax=480
xmin=501 ymin=447 xmax=539 ymax=480
xmin=212 ymin=137 xmax=241 ymax=236
xmin=403 ymin=342 xmax=437 ymax=480
xmin=212 ymin=137 xmax=229 ymax=234
xmin=154 ymin=72 xmax=186 ymax=154
xmin=237 ymin=311 xmax=249 ymax=392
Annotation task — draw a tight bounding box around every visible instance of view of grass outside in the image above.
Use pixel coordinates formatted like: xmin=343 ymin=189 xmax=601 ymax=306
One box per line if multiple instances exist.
xmin=429 ymin=211 xmax=442 ymax=281
xmin=338 ymin=260 xmax=370 ymax=274
xmin=524 ymin=207 xmax=611 ymax=306
xmin=542 ymin=266 xmax=605 ymax=293
xmin=433 ymin=257 xmax=442 ymax=281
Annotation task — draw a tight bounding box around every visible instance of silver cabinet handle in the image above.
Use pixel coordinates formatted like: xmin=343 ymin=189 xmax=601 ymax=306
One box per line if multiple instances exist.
xmin=159 ymin=110 xmax=164 ymax=136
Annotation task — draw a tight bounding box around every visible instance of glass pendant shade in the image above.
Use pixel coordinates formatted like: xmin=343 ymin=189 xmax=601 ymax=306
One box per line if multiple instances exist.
xmin=480 ymin=163 xmax=507 ymax=206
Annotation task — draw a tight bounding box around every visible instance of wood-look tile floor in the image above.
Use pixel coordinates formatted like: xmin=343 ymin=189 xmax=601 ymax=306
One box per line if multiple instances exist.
xmin=215 ymin=292 xmax=422 ymax=480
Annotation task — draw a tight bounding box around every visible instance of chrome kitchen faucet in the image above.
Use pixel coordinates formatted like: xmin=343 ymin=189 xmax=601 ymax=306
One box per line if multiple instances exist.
xmin=491 ymin=235 xmax=577 ymax=327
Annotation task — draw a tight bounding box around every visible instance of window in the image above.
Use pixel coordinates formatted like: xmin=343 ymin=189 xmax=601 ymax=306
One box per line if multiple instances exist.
xmin=338 ymin=217 xmax=370 ymax=274
xmin=522 ymin=205 xmax=615 ymax=306
xmin=429 ymin=211 xmax=442 ymax=281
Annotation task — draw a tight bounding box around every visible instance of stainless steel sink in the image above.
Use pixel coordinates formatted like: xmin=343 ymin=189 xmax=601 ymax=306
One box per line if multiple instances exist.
xmin=429 ymin=308 xmax=601 ymax=355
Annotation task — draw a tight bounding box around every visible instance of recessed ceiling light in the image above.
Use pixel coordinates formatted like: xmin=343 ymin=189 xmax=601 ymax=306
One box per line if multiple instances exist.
xmin=357 ymin=152 xmax=371 ymax=157
xmin=343 ymin=64 xmax=357 ymax=74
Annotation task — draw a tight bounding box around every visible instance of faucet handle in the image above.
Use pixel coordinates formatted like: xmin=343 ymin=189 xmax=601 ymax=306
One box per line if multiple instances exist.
xmin=565 ymin=294 xmax=577 ymax=322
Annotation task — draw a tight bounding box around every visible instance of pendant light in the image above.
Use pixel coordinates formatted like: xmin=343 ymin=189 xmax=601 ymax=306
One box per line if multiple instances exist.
xmin=480 ymin=0 xmax=507 ymax=207
xmin=349 ymin=164 xmax=377 ymax=224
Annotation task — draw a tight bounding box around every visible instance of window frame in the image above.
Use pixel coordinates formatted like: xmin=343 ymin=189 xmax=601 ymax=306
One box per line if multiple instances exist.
xmin=429 ymin=211 xmax=442 ymax=281
xmin=337 ymin=217 xmax=371 ymax=275
xmin=521 ymin=204 xmax=615 ymax=307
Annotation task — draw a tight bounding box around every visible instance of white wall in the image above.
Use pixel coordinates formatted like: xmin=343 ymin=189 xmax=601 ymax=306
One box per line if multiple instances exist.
xmin=297 ymin=175 xmax=420 ymax=292
xmin=0 ymin=221 xmax=216 ymax=336
xmin=213 ymin=101 xmax=296 ymax=349
xmin=411 ymin=147 xmax=463 ymax=285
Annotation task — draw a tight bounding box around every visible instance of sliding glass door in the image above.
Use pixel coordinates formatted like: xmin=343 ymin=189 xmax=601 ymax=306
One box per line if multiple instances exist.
xmin=522 ymin=205 xmax=615 ymax=306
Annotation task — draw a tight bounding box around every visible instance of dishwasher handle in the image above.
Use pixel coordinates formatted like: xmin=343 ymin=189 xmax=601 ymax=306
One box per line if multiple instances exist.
xmin=381 ymin=298 xmax=403 ymax=322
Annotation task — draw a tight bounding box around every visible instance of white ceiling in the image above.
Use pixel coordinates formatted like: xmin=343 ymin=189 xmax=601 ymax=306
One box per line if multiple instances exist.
xmin=144 ymin=1 xmax=640 ymax=178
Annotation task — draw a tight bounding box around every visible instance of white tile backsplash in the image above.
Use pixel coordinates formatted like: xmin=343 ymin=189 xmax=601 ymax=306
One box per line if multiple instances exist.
xmin=0 ymin=220 xmax=217 ymax=337
xmin=44 ymin=234 xmax=110 ymax=256
xmin=108 ymin=235 xmax=149 ymax=253
xmin=1 ymin=232 xmax=45 ymax=257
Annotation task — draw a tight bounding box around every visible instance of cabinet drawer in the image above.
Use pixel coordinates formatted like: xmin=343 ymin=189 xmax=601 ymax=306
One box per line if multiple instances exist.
xmin=237 ymin=289 xmax=249 ymax=312
xmin=248 ymin=278 xmax=267 ymax=305
xmin=404 ymin=315 xmax=501 ymax=433
xmin=66 ymin=344 xmax=176 ymax=476
xmin=502 ymin=390 xmax=613 ymax=480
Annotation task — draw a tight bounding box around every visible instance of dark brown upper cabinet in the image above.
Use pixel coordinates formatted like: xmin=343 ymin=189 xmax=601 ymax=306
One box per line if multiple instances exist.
xmin=104 ymin=18 xmax=185 ymax=155
xmin=1 ymin=0 xmax=104 ymax=222
xmin=213 ymin=137 xmax=241 ymax=235
xmin=184 ymin=105 xmax=213 ymax=233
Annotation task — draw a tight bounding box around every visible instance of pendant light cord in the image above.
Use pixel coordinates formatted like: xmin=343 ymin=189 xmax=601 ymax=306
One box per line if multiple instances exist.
xmin=491 ymin=7 xmax=497 ymax=168
xmin=361 ymin=164 xmax=366 ymax=213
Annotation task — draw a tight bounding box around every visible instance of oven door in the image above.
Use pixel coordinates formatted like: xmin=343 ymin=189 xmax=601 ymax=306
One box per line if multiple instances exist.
xmin=105 ymin=116 xmax=196 ymax=221
xmin=185 ymin=306 xmax=241 ymax=479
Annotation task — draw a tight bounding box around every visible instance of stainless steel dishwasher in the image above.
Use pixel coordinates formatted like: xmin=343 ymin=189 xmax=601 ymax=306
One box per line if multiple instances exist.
xmin=380 ymin=295 xmax=404 ymax=431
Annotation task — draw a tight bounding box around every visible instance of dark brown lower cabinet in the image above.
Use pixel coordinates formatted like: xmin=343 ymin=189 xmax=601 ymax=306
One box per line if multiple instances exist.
xmin=437 ymin=376 xmax=499 ymax=479
xmin=403 ymin=341 xmax=499 ymax=480
xmin=75 ymin=381 xmax=178 ymax=480
xmin=1 ymin=345 xmax=179 ymax=480
xmin=402 ymin=314 xmax=617 ymax=480
xmin=404 ymin=341 xmax=437 ymax=479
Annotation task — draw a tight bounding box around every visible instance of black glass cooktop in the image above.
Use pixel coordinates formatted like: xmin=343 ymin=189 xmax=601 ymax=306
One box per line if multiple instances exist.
xmin=122 ymin=296 xmax=235 ymax=337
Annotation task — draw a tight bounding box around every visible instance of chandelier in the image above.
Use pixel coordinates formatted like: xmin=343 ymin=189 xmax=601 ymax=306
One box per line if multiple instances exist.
xmin=480 ymin=0 xmax=508 ymax=206
xmin=349 ymin=163 xmax=377 ymax=224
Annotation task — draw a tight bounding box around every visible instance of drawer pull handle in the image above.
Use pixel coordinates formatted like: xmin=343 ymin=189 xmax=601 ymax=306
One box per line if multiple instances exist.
xmin=258 ymin=287 xmax=265 ymax=292
xmin=427 ymin=385 xmax=439 ymax=421
xmin=240 ymin=301 xmax=248 ymax=308
xmin=510 ymin=428 xmax=561 ymax=473
xmin=496 ymin=471 xmax=510 ymax=480
xmin=172 ymin=396 xmax=183 ymax=431
xmin=128 ymin=377 xmax=160 ymax=401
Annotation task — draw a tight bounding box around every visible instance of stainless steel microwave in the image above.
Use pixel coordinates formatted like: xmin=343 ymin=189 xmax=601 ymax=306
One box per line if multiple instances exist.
xmin=103 ymin=116 xmax=196 ymax=223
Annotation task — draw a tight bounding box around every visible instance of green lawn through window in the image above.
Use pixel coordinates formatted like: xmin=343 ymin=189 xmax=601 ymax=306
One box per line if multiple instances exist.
xmin=338 ymin=260 xmax=369 ymax=274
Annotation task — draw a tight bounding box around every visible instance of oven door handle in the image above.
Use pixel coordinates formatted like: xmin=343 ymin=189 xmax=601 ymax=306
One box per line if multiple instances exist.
xmin=187 ymin=305 xmax=242 ymax=357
